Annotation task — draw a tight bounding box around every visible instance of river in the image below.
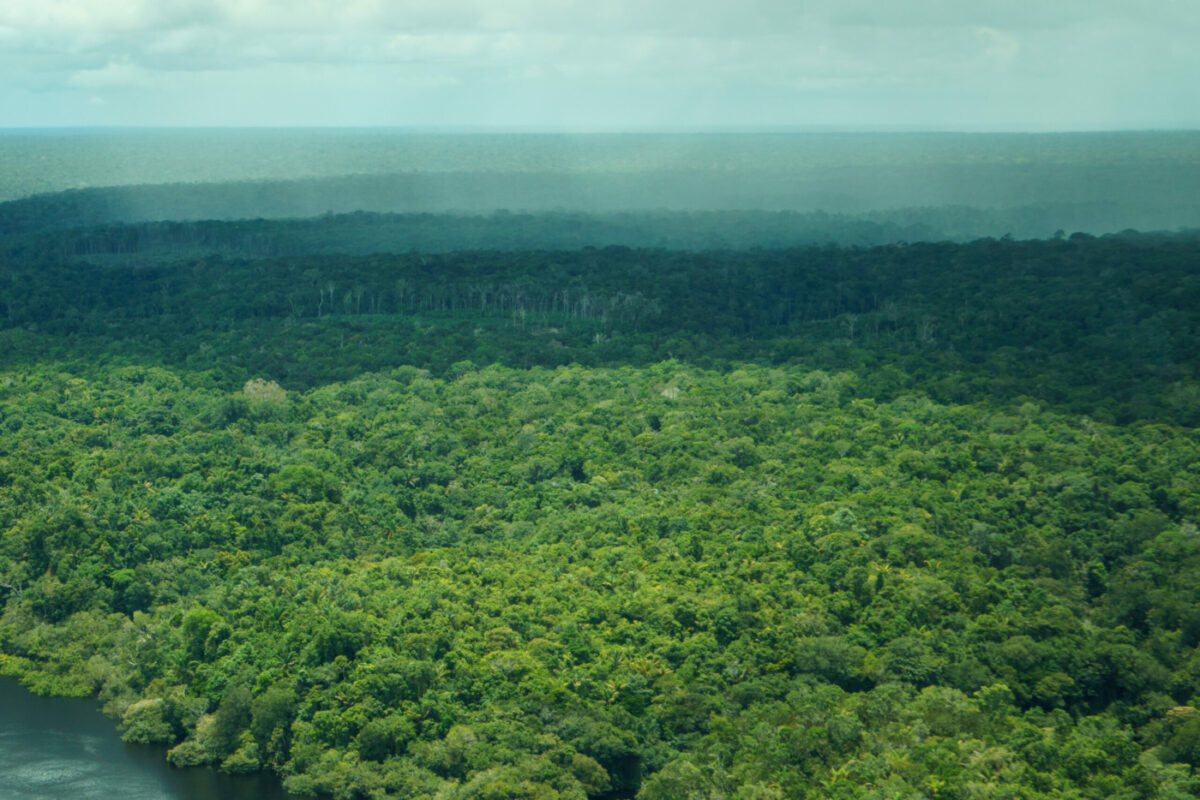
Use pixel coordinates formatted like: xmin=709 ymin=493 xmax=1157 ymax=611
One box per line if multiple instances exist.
xmin=0 ymin=677 xmax=292 ymax=800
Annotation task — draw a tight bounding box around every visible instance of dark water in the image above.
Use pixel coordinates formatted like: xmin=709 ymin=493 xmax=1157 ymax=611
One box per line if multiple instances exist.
xmin=0 ymin=678 xmax=292 ymax=800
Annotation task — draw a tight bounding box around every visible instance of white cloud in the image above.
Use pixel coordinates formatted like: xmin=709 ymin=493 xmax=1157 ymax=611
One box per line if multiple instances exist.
xmin=974 ymin=27 xmax=1020 ymax=64
xmin=67 ymin=57 xmax=160 ymax=88
xmin=0 ymin=0 xmax=1195 ymax=127
xmin=0 ymin=0 xmax=222 ymax=31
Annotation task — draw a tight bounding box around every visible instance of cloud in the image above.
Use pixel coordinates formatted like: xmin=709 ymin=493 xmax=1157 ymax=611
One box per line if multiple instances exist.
xmin=974 ymin=27 xmax=1020 ymax=63
xmin=0 ymin=0 xmax=1196 ymax=128
xmin=67 ymin=57 xmax=161 ymax=88
xmin=0 ymin=0 xmax=223 ymax=32
xmin=0 ymin=0 xmax=1158 ymax=39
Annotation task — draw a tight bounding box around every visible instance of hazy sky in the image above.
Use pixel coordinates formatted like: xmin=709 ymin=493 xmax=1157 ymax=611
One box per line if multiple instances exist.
xmin=2 ymin=0 xmax=1197 ymax=130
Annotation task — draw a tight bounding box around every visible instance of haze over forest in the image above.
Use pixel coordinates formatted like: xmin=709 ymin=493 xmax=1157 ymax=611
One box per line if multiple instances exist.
xmin=1 ymin=130 xmax=1199 ymax=249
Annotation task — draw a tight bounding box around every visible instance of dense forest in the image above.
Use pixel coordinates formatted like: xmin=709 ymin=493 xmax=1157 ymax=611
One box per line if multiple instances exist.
xmin=1 ymin=207 xmax=1199 ymax=799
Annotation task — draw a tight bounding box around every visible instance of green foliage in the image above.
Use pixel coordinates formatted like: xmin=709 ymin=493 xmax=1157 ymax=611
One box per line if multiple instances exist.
xmin=119 ymin=697 xmax=175 ymax=744
xmin=2 ymin=228 xmax=1200 ymax=798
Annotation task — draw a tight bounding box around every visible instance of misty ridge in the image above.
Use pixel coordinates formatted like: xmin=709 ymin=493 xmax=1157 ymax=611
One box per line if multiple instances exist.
xmin=2 ymin=131 xmax=1199 ymax=248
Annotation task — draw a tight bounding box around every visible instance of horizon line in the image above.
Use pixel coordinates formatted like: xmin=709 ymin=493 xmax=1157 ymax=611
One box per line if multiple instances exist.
xmin=1 ymin=124 xmax=1198 ymax=136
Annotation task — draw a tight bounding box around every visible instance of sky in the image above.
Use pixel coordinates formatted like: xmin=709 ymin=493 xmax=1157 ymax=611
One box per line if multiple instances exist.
xmin=1 ymin=0 xmax=1197 ymax=130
